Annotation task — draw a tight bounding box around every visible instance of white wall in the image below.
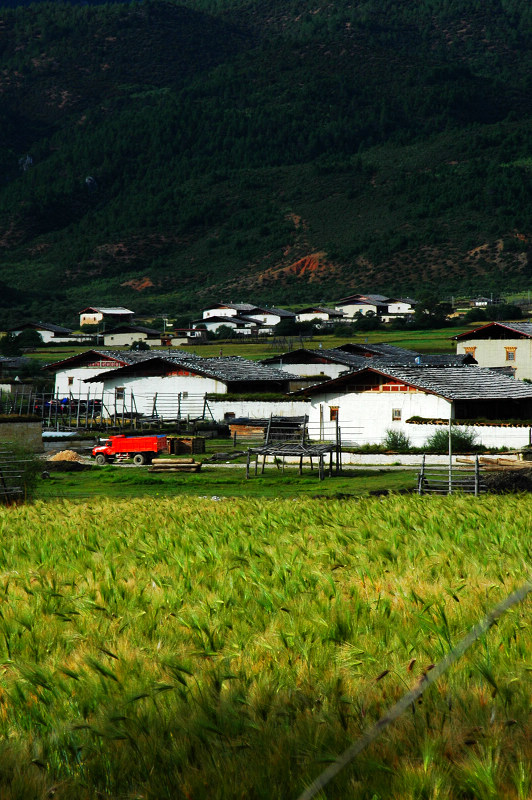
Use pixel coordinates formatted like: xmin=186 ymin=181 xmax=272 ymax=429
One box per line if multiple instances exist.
xmin=307 ymin=389 xmax=451 ymax=445
xmin=334 ymin=302 xmax=380 ymax=319
xmin=456 ymin=337 xmax=532 ymax=380
xmin=387 ymin=301 xmax=414 ymax=315
xmin=208 ymin=399 xmax=310 ymax=421
xmin=307 ymin=388 xmax=532 ymax=448
xmin=80 ymin=312 xmax=102 ymax=326
xmin=54 ymin=367 xmax=113 ymax=398
xmin=264 ymin=360 xmax=348 ymax=379
xmin=296 ymin=311 xmax=329 ymax=323
xmin=203 ymin=307 xmax=237 ymax=320
xmin=103 ymin=332 xmax=161 ymax=347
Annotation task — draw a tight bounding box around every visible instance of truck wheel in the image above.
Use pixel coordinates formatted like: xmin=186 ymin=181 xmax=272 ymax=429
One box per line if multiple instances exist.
xmin=95 ymin=454 xmax=107 ymax=466
xmin=133 ymin=453 xmax=146 ymax=466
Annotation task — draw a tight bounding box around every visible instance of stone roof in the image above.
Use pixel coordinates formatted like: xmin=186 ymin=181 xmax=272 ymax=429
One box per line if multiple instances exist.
xmin=455 ymin=321 xmax=532 ymax=340
xmin=378 ymin=366 xmax=532 ymax=400
xmin=84 ymin=354 xmax=297 ymax=384
xmin=81 ymin=307 xmax=134 ymax=315
xmin=9 ymin=321 xmax=73 ymax=334
xmin=301 ymin=365 xmax=532 ymax=401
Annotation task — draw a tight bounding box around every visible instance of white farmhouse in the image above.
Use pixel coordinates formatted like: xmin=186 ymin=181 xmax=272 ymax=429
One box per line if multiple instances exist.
xmin=295 ymin=307 xmax=344 ymax=326
xmin=43 ymin=350 xmax=155 ymax=399
xmin=334 ymin=293 xmax=389 ymax=319
xmin=455 ymin=322 xmax=532 ymax=380
xmin=83 ymin=354 xmax=297 ymax=418
xmin=299 ymin=364 xmax=532 ymax=448
xmin=201 ymin=302 xmax=295 ymax=331
xmin=8 ymin=321 xmax=75 ymax=344
xmin=79 ymin=307 xmax=135 ymax=327
xmin=103 ymin=325 xmax=162 ymax=348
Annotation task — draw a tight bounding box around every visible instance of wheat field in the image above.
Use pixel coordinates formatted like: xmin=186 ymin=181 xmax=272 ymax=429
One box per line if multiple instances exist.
xmin=0 ymin=495 xmax=529 ymax=799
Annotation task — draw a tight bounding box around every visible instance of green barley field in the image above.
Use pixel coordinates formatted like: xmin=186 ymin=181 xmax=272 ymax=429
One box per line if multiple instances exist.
xmin=0 ymin=494 xmax=529 ymax=799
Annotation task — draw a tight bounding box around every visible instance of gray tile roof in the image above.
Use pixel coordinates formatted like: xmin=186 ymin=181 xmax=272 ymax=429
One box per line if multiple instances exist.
xmin=361 ymin=366 xmax=532 ymax=400
xmin=84 ymin=353 xmax=297 ymax=383
xmin=455 ymin=322 xmax=532 ymax=340
xmin=299 ymin=364 xmax=532 ymax=401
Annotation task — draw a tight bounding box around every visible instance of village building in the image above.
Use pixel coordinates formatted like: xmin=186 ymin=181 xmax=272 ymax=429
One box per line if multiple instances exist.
xmin=334 ymin=294 xmax=416 ymax=322
xmin=83 ymin=354 xmax=297 ymax=418
xmin=200 ymin=302 xmax=296 ymax=334
xmin=79 ymin=306 xmax=135 ymax=327
xmin=192 ymin=315 xmax=262 ymax=336
xmin=294 ymin=307 xmax=344 ymax=326
xmin=455 ymin=322 xmax=532 ymax=380
xmin=262 ymin=344 xmax=475 ymax=382
xmin=7 ymin=321 xmax=76 ymax=345
xmin=103 ymin=325 xmax=162 ymax=348
xmin=43 ymin=350 xmax=155 ymax=398
xmin=298 ymin=364 xmax=532 ymax=448
xmin=334 ymin=293 xmax=389 ymax=319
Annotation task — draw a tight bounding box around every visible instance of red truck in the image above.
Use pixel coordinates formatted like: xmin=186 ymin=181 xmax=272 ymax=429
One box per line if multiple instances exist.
xmin=92 ymin=435 xmax=167 ymax=465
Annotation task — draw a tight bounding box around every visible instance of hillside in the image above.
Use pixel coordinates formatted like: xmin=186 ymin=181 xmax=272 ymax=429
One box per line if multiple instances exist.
xmin=0 ymin=0 xmax=531 ymax=326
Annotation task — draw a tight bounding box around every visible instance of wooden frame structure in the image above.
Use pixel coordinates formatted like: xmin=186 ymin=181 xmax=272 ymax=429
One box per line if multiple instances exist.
xmin=245 ymin=415 xmax=340 ymax=480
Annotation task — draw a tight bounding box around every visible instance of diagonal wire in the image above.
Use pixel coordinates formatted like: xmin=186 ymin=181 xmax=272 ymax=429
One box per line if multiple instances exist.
xmin=297 ymin=575 xmax=532 ymax=800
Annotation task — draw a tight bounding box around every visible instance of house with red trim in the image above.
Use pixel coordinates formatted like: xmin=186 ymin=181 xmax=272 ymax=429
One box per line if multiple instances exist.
xmin=455 ymin=322 xmax=532 ymax=380
xmin=298 ymin=364 xmax=532 ymax=448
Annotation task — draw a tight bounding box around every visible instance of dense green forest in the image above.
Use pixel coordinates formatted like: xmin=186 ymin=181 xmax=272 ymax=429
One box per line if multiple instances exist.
xmin=0 ymin=0 xmax=531 ymax=327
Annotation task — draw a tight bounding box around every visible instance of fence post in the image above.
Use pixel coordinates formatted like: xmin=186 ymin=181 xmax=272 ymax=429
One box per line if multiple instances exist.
xmin=475 ymin=455 xmax=479 ymax=496
xmin=418 ymin=454 xmax=426 ymax=495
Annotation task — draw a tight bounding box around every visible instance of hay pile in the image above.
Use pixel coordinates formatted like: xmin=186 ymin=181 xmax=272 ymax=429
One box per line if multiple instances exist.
xmin=47 ymin=450 xmax=85 ymax=463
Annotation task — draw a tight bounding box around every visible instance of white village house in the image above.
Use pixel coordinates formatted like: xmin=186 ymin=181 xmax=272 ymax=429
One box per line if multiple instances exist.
xmin=294 ymin=307 xmax=344 ymax=326
xmin=262 ymin=344 xmax=475 ymax=382
xmin=8 ymin=321 xmax=77 ymax=345
xmin=455 ymin=321 xmax=532 ymax=380
xmin=299 ymin=364 xmax=532 ymax=449
xmin=334 ymin=294 xmax=416 ymax=322
xmin=44 ymin=350 xmax=304 ymax=420
xmin=79 ymin=306 xmax=135 ymax=327
xmin=43 ymin=350 xmax=154 ymax=399
xmin=103 ymin=325 xmax=163 ymax=348
xmin=197 ymin=303 xmax=296 ymax=335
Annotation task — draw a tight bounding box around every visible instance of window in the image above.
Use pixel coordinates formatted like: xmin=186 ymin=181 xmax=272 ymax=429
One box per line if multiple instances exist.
xmin=329 ymin=406 xmax=339 ymax=422
xmin=67 ymin=376 xmax=74 ymax=386
xmin=464 ymin=347 xmax=476 ymax=357
xmin=505 ymin=347 xmax=517 ymax=362
xmin=115 ymin=387 xmax=125 ymax=400
xmin=392 ymin=408 xmax=401 ymax=421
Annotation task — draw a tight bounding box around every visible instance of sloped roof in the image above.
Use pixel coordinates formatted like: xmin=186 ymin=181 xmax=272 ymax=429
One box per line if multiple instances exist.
xmin=42 ymin=349 xmax=156 ymax=371
xmin=297 ymin=306 xmax=344 ymax=316
xmin=300 ymin=365 xmax=532 ymax=401
xmin=336 ymin=293 xmax=389 ymax=305
xmin=84 ymin=354 xmax=297 ymax=384
xmin=455 ymin=321 xmax=532 ymax=340
xmin=80 ymin=307 xmax=134 ymax=315
xmin=335 ymin=342 xmax=418 ymax=358
xmin=261 ymin=345 xmax=472 ymax=369
xmin=105 ymin=325 xmax=161 ymax=336
xmin=9 ymin=321 xmax=73 ymax=334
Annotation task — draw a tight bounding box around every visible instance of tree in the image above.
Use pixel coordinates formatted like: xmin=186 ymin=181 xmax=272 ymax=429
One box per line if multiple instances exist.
xmin=14 ymin=329 xmax=43 ymax=349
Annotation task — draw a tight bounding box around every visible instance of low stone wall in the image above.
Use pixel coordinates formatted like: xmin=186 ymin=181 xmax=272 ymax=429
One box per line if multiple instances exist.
xmin=0 ymin=421 xmax=43 ymax=452
xmin=405 ymin=422 xmax=532 ymax=450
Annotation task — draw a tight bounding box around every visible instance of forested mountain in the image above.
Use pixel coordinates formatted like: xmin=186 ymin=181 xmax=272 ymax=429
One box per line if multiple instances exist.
xmin=0 ymin=0 xmax=531 ymax=326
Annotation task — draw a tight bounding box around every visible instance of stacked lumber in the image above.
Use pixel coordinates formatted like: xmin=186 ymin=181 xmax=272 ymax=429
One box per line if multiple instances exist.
xmin=149 ymin=457 xmax=202 ymax=473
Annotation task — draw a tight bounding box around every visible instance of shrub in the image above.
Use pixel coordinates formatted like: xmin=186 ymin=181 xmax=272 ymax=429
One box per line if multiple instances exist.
xmin=383 ymin=429 xmax=412 ymax=452
xmin=424 ymin=427 xmax=479 ymax=453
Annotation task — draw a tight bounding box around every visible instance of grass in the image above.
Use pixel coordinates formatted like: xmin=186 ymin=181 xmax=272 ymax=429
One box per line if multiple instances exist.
xmin=36 ymin=465 xmax=417 ymax=500
xmin=0 ymin=494 xmax=529 ymax=798
xmin=24 ymin=325 xmax=470 ymax=370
